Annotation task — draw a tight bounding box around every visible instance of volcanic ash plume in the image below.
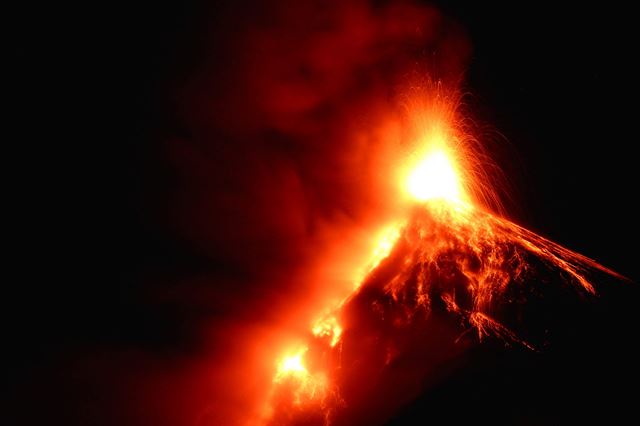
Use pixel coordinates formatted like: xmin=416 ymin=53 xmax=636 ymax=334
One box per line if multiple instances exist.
xmin=266 ymin=199 xmax=626 ymax=425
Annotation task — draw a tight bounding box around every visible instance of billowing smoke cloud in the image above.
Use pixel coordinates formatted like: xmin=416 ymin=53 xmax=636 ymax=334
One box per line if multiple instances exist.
xmin=167 ymin=0 xmax=468 ymax=266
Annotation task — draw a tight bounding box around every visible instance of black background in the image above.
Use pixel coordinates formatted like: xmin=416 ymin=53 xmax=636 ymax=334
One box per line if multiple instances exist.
xmin=13 ymin=1 xmax=639 ymax=425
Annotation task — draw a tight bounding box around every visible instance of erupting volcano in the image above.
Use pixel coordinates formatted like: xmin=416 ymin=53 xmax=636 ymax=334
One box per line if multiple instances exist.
xmin=16 ymin=2 xmax=640 ymax=426
xmin=261 ymin=83 xmax=627 ymax=426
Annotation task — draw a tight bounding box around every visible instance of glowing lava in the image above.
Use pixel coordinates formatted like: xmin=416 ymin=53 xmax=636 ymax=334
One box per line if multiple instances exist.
xmin=276 ymin=348 xmax=308 ymax=380
xmin=273 ymin=346 xmax=330 ymax=409
xmin=406 ymin=149 xmax=463 ymax=203
xmin=312 ymin=316 xmax=342 ymax=347
xmin=357 ymin=223 xmax=403 ymax=286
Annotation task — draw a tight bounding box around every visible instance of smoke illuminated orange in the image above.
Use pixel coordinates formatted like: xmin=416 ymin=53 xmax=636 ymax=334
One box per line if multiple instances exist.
xmin=275 ymin=348 xmax=308 ymax=380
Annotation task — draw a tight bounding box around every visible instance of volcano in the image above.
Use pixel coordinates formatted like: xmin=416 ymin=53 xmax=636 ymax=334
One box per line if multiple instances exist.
xmin=253 ymin=76 xmax=637 ymax=426
xmin=266 ymin=201 xmax=632 ymax=426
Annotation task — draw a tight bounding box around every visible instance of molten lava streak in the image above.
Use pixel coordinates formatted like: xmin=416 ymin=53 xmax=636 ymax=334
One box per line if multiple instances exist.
xmin=262 ymin=84 xmax=625 ymax=426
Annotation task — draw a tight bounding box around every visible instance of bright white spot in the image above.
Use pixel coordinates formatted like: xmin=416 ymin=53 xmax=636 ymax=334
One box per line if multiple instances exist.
xmin=407 ymin=150 xmax=462 ymax=202
xmin=281 ymin=354 xmax=306 ymax=373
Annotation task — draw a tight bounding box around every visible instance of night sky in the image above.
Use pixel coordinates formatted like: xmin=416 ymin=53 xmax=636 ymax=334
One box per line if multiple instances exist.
xmin=13 ymin=1 xmax=640 ymax=425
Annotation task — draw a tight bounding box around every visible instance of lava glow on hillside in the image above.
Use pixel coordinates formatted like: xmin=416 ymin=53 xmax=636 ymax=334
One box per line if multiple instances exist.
xmin=257 ymin=82 xmax=625 ymax=426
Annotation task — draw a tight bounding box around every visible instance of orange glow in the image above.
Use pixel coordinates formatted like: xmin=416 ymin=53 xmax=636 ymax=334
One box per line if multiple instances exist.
xmin=392 ymin=80 xmax=505 ymax=213
xmin=312 ymin=316 xmax=342 ymax=347
xmin=273 ymin=346 xmax=329 ymax=407
xmin=361 ymin=223 xmax=403 ymax=280
xmin=275 ymin=348 xmax=308 ymax=380
xmin=406 ymin=149 xmax=464 ymax=203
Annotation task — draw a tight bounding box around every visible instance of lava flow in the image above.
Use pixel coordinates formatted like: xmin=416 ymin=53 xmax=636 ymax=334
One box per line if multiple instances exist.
xmin=260 ymin=83 xmax=626 ymax=426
